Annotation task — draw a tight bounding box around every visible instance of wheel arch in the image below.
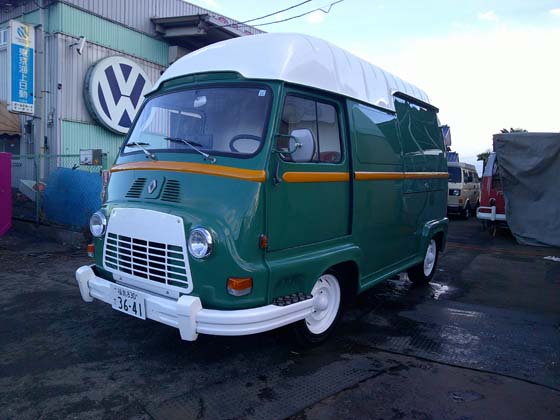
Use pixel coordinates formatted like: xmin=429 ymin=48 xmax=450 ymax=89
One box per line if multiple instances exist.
xmin=421 ymin=218 xmax=448 ymax=253
xmin=328 ymin=260 xmax=359 ymax=299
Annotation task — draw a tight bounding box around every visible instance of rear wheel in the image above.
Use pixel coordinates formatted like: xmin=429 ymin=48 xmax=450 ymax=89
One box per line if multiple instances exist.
xmin=293 ymin=273 xmax=342 ymax=345
xmin=462 ymin=203 xmax=471 ymax=219
xmin=407 ymin=239 xmax=439 ymax=285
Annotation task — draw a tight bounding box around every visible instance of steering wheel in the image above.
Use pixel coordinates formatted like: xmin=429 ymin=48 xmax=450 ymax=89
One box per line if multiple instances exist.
xmin=229 ymin=134 xmax=262 ymax=153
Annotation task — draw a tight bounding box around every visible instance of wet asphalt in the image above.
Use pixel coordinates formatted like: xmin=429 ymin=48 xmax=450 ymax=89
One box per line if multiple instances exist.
xmin=0 ymin=218 xmax=559 ymax=419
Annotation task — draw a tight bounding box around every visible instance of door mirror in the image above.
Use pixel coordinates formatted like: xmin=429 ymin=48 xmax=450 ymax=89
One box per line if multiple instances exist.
xmin=290 ymin=129 xmax=315 ymax=162
xmin=276 ymin=129 xmax=316 ymax=162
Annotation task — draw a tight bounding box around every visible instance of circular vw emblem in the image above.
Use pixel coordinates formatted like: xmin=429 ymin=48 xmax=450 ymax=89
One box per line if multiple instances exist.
xmin=84 ymin=56 xmax=153 ymax=134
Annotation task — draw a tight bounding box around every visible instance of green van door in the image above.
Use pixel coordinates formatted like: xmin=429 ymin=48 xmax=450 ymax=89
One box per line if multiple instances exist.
xmin=266 ymin=91 xmax=350 ymax=251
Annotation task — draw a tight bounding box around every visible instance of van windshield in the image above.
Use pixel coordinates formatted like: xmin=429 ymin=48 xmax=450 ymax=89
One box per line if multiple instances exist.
xmin=448 ymin=167 xmax=462 ymax=183
xmin=123 ymin=86 xmax=272 ymax=158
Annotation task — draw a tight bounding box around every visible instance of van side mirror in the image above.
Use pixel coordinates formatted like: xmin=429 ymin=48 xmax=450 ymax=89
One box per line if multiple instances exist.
xmin=275 ymin=129 xmax=315 ymax=162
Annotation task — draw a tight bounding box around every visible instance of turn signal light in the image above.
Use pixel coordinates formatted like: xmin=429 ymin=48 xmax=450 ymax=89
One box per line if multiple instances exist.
xmin=227 ymin=277 xmax=253 ymax=297
xmin=87 ymin=243 xmax=95 ymax=258
xmin=259 ymin=234 xmax=268 ymax=250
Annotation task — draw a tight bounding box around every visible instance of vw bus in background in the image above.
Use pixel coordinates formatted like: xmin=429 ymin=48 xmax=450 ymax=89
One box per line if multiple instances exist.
xmin=76 ymin=33 xmax=448 ymax=344
xmin=447 ymin=162 xmax=480 ymax=219
xmin=477 ymin=152 xmax=506 ymax=227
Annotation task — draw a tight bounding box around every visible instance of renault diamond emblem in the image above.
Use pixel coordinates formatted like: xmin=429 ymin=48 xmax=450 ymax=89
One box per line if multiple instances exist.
xmin=147 ymin=179 xmax=158 ymax=194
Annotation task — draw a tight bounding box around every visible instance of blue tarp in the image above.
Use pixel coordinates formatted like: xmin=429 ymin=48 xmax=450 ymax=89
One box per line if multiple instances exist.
xmin=43 ymin=168 xmax=101 ymax=228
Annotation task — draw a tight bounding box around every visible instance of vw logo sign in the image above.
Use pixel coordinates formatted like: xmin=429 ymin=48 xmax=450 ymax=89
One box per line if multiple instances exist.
xmin=84 ymin=56 xmax=152 ymax=135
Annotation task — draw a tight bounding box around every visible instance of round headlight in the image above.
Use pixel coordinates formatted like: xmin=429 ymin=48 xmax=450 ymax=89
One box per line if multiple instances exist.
xmin=188 ymin=227 xmax=213 ymax=259
xmin=89 ymin=211 xmax=107 ymax=237
xmin=453 ymin=189 xmax=461 ymax=196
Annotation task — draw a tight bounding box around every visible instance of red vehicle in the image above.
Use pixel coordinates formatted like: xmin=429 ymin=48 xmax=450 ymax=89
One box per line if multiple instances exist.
xmin=476 ymin=152 xmax=506 ymax=226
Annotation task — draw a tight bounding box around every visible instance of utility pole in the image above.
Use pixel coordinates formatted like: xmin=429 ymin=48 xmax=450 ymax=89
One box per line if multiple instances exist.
xmin=34 ymin=0 xmax=47 ymax=224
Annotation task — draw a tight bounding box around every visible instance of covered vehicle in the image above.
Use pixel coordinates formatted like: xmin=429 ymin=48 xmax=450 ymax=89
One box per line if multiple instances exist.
xmin=490 ymin=132 xmax=560 ymax=247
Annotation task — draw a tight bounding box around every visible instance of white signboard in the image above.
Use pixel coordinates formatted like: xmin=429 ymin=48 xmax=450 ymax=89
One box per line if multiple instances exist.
xmin=7 ymin=20 xmax=35 ymax=115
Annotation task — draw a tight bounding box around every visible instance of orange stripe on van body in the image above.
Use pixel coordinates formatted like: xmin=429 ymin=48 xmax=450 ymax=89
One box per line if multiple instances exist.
xmin=111 ymin=161 xmax=267 ymax=183
xmin=282 ymin=172 xmax=350 ymax=183
xmin=355 ymin=172 xmax=447 ymax=180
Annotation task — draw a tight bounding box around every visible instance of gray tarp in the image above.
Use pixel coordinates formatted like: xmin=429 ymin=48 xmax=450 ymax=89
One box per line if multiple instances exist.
xmin=493 ymin=132 xmax=560 ymax=247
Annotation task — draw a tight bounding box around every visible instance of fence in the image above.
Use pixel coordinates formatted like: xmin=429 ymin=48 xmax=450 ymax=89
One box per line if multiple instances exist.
xmin=11 ymin=153 xmax=108 ymax=228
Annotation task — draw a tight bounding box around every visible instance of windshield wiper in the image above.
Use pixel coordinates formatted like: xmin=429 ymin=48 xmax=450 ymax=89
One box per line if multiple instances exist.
xmin=127 ymin=141 xmax=156 ymax=160
xmin=165 ymin=137 xmax=216 ymax=163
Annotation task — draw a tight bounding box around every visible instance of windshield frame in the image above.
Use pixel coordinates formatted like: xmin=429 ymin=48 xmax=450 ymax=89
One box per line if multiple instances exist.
xmin=119 ymin=82 xmax=274 ymax=160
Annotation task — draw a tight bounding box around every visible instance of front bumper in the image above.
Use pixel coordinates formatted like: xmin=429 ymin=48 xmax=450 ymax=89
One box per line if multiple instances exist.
xmin=76 ymin=265 xmax=314 ymax=341
xmin=476 ymin=206 xmax=506 ymax=221
xmin=447 ymin=205 xmax=463 ymax=214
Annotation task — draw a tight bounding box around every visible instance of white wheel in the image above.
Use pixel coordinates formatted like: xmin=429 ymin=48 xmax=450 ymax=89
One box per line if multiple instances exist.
xmin=305 ymin=274 xmax=341 ymax=335
xmin=408 ymin=238 xmax=439 ymax=285
xmin=423 ymin=239 xmax=437 ymax=277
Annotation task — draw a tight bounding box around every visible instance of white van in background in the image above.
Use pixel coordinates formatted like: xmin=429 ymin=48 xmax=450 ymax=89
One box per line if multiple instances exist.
xmin=447 ymin=162 xmax=480 ymax=219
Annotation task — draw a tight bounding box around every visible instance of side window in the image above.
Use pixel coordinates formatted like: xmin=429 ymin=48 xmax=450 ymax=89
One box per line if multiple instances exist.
xmin=352 ymin=103 xmax=400 ymax=165
xmin=279 ymin=95 xmax=341 ymax=163
xmin=394 ymin=97 xmax=444 ymax=154
xmin=317 ymin=102 xmax=341 ymax=163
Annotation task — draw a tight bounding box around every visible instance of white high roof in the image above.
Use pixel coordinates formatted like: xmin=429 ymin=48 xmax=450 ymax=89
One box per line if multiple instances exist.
xmin=153 ymin=33 xmax=431 ymax=112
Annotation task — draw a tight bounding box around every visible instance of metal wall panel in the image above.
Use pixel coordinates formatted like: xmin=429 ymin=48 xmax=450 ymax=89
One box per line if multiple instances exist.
xmin=0 ymin=9 xmax=42 ymax=29
xmin=63 ymin=0 xmax=262 ymax=36
xmin=49 ymin=3 xmax=169 ymax=65
xmin=53 ymin=33 xmax=165 ymax=124
xmin=0 ymin=1 xmax=52 ymax=24
xmin=60 ymin=120 xmax=123 ymax=165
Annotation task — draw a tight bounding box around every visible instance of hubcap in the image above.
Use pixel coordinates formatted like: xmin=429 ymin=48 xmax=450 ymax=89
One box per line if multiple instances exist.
xmin=305 ymin=274 xmax=341 ymax=335
xmin=423 ymin=239 xmax=437 ymax=277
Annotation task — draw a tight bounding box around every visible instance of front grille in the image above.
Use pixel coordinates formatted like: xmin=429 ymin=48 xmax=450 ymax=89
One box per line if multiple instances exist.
xmin=104 ymin=232 xmax=190 ymax=288
xmin=161 ymin=179 xmax=181 ymax=203
xmin=125 ymin=178 xmax=147 ymax=198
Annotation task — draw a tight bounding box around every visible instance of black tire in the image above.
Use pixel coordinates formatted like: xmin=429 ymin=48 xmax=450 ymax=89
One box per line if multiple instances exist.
xmin=407 ymin=239 xmax=439 ymax=285
xmin=292 ymin=272 xmax=344 ymax=346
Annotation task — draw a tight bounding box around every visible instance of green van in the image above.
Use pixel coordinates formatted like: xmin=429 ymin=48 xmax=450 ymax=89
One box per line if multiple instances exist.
xmin=76 ymin=33 xmax=448 ymax=343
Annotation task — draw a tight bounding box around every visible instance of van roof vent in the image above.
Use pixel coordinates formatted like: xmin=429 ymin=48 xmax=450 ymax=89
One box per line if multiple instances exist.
xmin=161 ymin=179 xmax=181 ymax=203
xmin=125 ymin=177 xmax=147 ymax=199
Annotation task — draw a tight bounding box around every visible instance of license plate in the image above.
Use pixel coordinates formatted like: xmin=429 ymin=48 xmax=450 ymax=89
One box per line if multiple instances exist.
xmin=111 ymin=284 xmax=146 ymax=320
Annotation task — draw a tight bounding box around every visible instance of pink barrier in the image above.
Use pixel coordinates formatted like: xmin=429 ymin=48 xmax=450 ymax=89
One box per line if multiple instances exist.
xmin=0 ymin=153 xmax=12 ymax=236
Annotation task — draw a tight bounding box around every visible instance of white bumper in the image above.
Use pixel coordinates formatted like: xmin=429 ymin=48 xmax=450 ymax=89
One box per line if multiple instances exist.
xmin=76 ymin=265 xmax=314 ymax=341
xmin=476 ymin=206 xmax=506 ymax=221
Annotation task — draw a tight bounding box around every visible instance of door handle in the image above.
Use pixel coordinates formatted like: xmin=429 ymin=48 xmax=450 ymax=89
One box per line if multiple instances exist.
xmin=273 ymin=160 xmax=282 ymax=185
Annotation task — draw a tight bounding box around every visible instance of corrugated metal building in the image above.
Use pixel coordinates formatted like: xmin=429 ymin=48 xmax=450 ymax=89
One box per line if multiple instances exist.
xmin=0 ymin=0 xmax=261 ymax=168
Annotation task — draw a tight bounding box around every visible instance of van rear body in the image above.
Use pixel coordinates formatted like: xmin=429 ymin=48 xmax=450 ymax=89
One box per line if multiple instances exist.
xmin=477 ymin=152 xmax=506 ymax=223
xmin=76 ymin=33 xmax=448 ymax=343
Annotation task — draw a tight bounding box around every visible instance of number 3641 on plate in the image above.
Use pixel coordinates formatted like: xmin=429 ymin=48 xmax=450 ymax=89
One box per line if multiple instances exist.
xmin=111 ymin=284 xmax=146 ymax=320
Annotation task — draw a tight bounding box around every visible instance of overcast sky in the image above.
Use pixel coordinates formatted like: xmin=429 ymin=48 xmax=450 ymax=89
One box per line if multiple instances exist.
xmin=191 ymin=0 xmax=560 ymax=171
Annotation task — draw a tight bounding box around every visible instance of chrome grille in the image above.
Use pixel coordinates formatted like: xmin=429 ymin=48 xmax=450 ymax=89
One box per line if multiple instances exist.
xmin=104 ymin=232 xmax=190 ymax=289
xmin=125 ymin=178 xmax=147 ymax=198
xmin=161 ymin=179 xmax=181 ymax=203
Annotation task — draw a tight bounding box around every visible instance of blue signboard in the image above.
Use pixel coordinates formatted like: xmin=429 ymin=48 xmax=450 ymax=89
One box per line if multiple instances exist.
xmin=8 ymin=20 xmax=35 ymax=115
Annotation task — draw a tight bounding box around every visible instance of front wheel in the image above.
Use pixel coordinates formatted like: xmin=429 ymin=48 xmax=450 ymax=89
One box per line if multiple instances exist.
xmin=407 ymin=239 xmax=439 ymax=285
xmin=293 ymin=273 xmax=342 ymax=345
